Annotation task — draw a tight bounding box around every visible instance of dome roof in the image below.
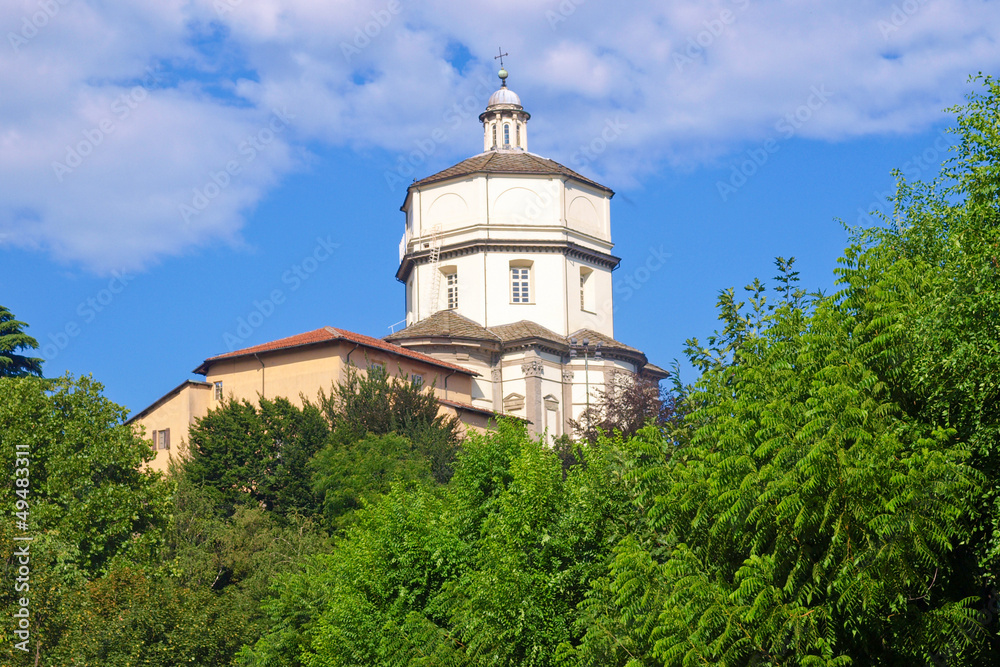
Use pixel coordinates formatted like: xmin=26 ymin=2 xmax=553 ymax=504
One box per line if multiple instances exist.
xmin=487 ymin=86 xmax=521 ymax=107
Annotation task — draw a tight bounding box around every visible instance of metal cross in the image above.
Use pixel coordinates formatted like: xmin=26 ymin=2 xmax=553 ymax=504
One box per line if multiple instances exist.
xmin=495 ymin=48 xmax=508 ymax=68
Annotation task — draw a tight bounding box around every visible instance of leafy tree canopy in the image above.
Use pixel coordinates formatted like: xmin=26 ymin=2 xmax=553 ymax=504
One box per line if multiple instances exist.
xmin=569 ymin=74 xmax=1000 ymax=666
xmin=317 ymin=363 xmax=462 ymax=483
xmin=184 ymin=395 xmax=328 ymax=518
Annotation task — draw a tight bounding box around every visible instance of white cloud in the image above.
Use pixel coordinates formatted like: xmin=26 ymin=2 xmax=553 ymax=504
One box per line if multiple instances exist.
xmin=1 ymin=0 xmax=998 ymax=272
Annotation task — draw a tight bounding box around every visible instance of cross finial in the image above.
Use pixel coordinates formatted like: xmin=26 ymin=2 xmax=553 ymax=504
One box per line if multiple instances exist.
xmin=494 ymin=47 xmax=509 ymax=86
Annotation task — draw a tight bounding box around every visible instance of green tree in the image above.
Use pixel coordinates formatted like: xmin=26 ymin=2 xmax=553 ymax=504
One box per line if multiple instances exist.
xmin=317 ymin=363 xmax=462 ymax=483
xmin=47 ymin=566 xmax=252 ymax=667
xmin=184 ymin=395 xmax=328 ymax=518
xmin=571 ymin=76 xmax=1000 ymax=666
xmin=244 ymin=419 xmax=639 ymax=667
xmin=310 ymin=431 xmax=433 ymax=530
xmin=0 ymin=305 xmax=43 ymax=377
xmin=0 ymin=374 xmax=168 ymax=574
xmin=0 ymin=374 xmax=170 ymax=661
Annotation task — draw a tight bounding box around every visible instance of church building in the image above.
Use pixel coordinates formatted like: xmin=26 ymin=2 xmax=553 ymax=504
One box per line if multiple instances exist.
xmin=130 ymin=64 xmax=665 ymax=472
xmin=385 ymin=64 xmax=666 ymax=436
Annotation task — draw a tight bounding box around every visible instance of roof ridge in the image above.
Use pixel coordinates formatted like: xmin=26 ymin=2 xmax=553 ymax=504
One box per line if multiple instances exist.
xmin=196 ymin=324 xmax=478 ymax=376
xmin=408 ymin=151 xmax=613 ymax=194
xmin=386 ymin=309 xmax=502 ymax=342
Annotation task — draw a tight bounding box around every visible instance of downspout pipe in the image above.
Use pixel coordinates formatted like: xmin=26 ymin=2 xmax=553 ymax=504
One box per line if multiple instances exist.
xmin=443 ymin=369 xmax=456 ymax=400
xmin=253 ymin=353 xmax=265 ymax=398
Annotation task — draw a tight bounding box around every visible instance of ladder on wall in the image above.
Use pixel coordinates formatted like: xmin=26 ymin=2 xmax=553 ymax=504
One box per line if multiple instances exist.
xmin=426 ymin=225 xmax=443 ymax=313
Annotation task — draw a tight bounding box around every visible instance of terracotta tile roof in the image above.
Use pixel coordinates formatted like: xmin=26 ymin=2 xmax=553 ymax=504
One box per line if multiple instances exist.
xmin=385 ymin=310 xmax=500 ymax=342
xmin=642 ymin=362 xmax=671 ymax=378
xmin=567 ymin=328 xmax=641 ymax=354
xmin=438 ymin=398 xmax=498 ymax=417
xmin=393 ymin=317 xmax=650 ymax=358
xmin=488 ymin=320 xmax=565 ymax=345
xmin=410 ymin=151 xmax=613 ymax=194
xmin=195 ymin=326 xmax=477 ymax=375
xmin=384 ymin=314 xmax=663 ymax=374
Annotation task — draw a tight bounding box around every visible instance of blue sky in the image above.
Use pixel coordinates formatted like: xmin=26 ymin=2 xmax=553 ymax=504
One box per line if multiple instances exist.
xmin=2 ymin=0 xmax=998 ymax=414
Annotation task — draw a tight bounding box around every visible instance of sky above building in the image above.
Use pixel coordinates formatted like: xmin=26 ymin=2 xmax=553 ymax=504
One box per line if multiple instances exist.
xmin=2 ymin=0 xmax=998 ymax=414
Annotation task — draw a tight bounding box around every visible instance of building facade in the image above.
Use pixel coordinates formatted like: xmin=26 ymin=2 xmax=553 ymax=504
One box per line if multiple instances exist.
xmin=387 ymin=68 xmax=666 ymax=439
xmin=130 ymin=327 xmax=492 ymax=473
xmin=129 ymin=65 xmax=665 ymax=469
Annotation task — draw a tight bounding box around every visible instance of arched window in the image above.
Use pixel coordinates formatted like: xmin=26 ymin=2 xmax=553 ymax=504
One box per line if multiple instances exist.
xmin=503 ymin=124 xmax=510 ymax=146
xmin=492 ymin=123 xmax=497 ymax=147
xmin=516 ymin=123 xmax=520 ymax=147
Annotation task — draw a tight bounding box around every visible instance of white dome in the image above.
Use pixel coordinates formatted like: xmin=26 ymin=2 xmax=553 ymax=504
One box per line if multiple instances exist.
xmin=487 ymin=87 xmax=521 ymax=107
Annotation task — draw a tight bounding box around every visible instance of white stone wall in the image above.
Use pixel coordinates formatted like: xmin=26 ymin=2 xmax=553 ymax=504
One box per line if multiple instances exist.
xmin=401 ymin=172 xmax=616 ymax=336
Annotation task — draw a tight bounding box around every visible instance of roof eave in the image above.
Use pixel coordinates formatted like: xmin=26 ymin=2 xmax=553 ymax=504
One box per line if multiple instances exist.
xmin=195 ymin=336 xmax=479 ymax=377
xmin=126 ymin=379 xmax=213 ymax=424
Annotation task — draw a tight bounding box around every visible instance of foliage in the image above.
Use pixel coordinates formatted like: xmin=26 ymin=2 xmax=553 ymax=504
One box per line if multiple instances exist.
xmin=569 ymin=76 xmax=1000 ymax=665
xmin=570 ymin=369 xmax=671 ymax=443
xmin=184 ymin=395 xmax=328 ymax=518
xmin=0 ymin=305 xmax=43 ymax=378
xmin=0 ymin=374 xmax=170 ymax=661
xmin=310 ymin=432 xmax=432 ymax=530
xmin=317 ymin=363 xmax=462 ymax=483
xmin=243 ymin=420 xmax=639 ymax=666
xmin=165 ymin=472 xmax=331 ymax=592
xmin=47 ymin=566 xmax=253 ymax=667
xmin=0 ymin=374 xmax=168 ymax=574
xmin=580 ymin=293 xmax=984 ymax=664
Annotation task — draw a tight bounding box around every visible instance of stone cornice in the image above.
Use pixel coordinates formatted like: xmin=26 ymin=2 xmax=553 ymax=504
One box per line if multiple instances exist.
xmin=397 ymin=239 xmax=621 ymax=282
xmin=395 ymin=335 xmax=652 ymax=371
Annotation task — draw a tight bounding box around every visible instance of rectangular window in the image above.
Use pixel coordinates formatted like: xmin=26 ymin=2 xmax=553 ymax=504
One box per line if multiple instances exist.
xmin=445 ymin=272 xmax=458 ymax=309
xmin=580 ymin=267 xmax=595 ymax=312
xmin=411 ymin=374 xmax=424 ymax=387
xmin=214 ymin=381 xmax=223 ymax=401
xmin=511 ymin=267 xmax=530 ymax=303
xmin=156 ymin=428 xmax=170 ymax=450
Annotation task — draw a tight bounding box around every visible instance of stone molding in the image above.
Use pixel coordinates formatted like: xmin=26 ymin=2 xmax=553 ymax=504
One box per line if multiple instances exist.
xmin=521 ymin=360 xmax=544 ymax=377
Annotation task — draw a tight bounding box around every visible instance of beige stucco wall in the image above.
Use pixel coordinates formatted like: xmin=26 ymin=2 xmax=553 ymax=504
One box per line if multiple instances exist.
xmin=202 ymin=342 xmax=473 ymax=409
xmin=135 ymin=341 xmax=478 ymax=473
xmin=132 ymin=382 xmax=212 ymax=475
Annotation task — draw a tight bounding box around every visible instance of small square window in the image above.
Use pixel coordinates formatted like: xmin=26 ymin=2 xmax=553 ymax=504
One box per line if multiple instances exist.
xmin=411 ymin=374 xmax=424 ymax=387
